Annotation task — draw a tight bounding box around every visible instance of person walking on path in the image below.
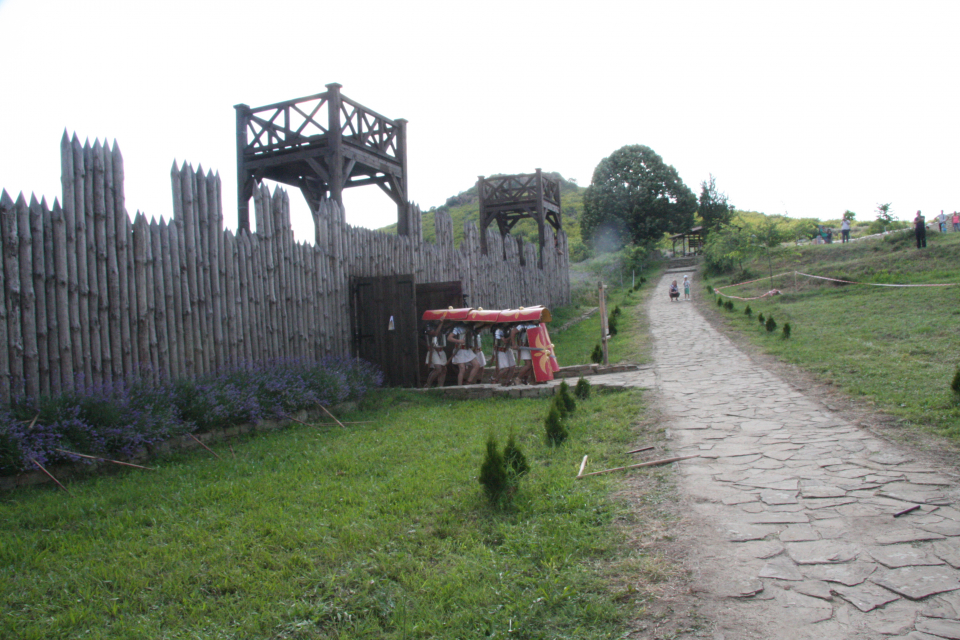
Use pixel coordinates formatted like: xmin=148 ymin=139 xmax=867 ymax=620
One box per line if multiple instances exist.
xmin=683 ymin=275 xmax=691 ymax=300
xmin=939 ymin=210 xmax=948 ymax=233
xmin=840 ymin=217 xmax=851 ymax=243
xmin=953 ymin=211 xmax=960 ymax=232
xmin=915 ymin=210 xmax=927 ymax=248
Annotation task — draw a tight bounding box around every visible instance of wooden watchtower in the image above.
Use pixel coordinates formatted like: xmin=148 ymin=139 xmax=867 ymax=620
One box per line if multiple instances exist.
xmin=477 ymin=169 xmax=562 ymax=266
xmin=235 ymin=83 xmax=414 ymax=236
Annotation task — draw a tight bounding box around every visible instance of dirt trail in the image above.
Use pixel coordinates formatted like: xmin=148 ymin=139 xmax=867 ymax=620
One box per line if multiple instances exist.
xmin=648 ymin=270 xmax=960 ymax=640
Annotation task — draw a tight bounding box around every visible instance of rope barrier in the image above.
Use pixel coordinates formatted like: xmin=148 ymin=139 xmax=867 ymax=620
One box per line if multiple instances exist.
xmin=713 ymin=270 xmax=960 ymax=299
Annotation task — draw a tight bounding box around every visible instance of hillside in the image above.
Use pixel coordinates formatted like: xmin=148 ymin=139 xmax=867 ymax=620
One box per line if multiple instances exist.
xmin=380 ymin=172 xmax=585 ymax=252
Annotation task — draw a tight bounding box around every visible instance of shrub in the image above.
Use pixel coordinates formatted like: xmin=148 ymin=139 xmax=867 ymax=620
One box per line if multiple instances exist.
xmin=717 ymin=297 xmax=724 ymax=307
xmin=612 ymin=305 xmax=622 ymax=317
xmin=607 ymin=313 xmax=618 ymax=336
xmin=503 ymin=434 xmax=530 ymax=479
xmin=590 ymin=344 xmax=603 ymax=364
xmin=705 ymin=283 xmax=713 ymax=294
xmin=559 ymin=380 xmax=577 ymax=413
xmin=552 ymin=393 xmax=569 ymax=419
xmin=951 ymin=365 xmax=960 ymax=398
xmin=744 ymin=305 xmax=752 ymax=317
xmin=479 ymin=435 xmax=508 ymax=502
xmin=724 ymin=300 xmax=734 ymax=311
xmin=766 ymin=316 xmax=777 ymax=332
xmin=574 ymin=377 xmax=591 ymax=400
xmin=758 ymin=313 xmax=765 ymax=325
xmin=782 ymin=323 xmax=791 ymax=339
xmin=545 ymin=405 xmax=568 ymax=445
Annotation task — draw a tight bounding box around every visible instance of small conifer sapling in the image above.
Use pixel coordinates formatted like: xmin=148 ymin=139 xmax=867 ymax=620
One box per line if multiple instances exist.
xmin=782 ymin=322 xmax=791 ymax=339
xmin=744 ymin=305 xmax=752 ymax=317
xmin=559 ymin=380 xmax=577 ymax=413
xmin=590 ymin=344 xmax=603 ymax=364
xmin=479 ymin=435 xmax=508 ymax=502
xmin=717 ymin=297 xmax=724 ymax=307
xmin=766 ymin=316 xmax=777 ymax=332
xmin=758 ymin=312 xmax=765 ymax=325
xmin=545 ymin=404 xmax=568 ymax=445
xmin=552 ymin=392 xmax=569 ymax=419
xmin=574 ymin=376 xmax=591 ymax=400
xmin=503 ymin=434 xmax=530 ymax=480
xmin=951 ymin=365 xmax=960 ymax=399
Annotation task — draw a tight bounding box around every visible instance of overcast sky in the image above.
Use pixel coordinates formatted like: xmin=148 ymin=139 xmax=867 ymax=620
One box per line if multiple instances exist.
xmin=2 ymin=0 xmax=958 ymax=244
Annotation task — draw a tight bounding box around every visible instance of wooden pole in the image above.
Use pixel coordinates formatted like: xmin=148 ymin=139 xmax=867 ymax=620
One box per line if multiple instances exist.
xmin=43 ymin=197 xmax=60 ymax=395
xmin=17 ymin=195 xmax=39 ymax=400
xmin=598 ymin=280 xmax=609 ymax=365
xmin=317 ymin=404 xmax=347 ymax=429
xmin=577 ymin=455 xmax=588 ymax=477
xmin=2 ymin=193 xmax=23 ymax=397
xmin=29 ymin=457 xmax=71 ymax=494
xmin=54 ymin=449 xmax=155 ymax=471
xmin=576 ymin=454 xmax=699 ymax=479
xmin=187 ymin=432 xmax=221 ymax=459
xmin=31 ymin=197 xmax=51 ymax=396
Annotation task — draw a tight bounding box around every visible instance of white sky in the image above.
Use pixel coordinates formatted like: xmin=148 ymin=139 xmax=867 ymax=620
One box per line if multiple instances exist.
xmin=2 ymin=0 xmax=958 ymax=244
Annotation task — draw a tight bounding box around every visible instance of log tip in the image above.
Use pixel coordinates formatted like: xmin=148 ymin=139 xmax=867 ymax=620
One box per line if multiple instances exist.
xmin=0 ymin=189 xmax=14 ymax=207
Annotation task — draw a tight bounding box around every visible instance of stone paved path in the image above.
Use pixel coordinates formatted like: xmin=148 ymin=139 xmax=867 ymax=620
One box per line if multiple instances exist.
xmin=649 ymin=270 xmax=960 ymax=639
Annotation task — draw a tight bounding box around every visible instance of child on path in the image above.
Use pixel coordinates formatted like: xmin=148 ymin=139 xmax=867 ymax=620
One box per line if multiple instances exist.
xmin=683 ymin=275 xmax=691 ymax=301
xmin=669 ymin=280 xmax=680 ymax=301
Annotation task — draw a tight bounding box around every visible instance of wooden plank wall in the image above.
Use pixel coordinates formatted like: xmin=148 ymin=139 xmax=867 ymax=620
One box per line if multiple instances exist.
xmin=0 ymin=132 xmax=570 ymax=402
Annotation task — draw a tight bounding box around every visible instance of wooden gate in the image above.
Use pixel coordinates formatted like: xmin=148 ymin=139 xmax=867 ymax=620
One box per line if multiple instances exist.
xmin=350 ymin=275 xmax=419 ymax=388
xmin=415 ymin=281 xmax=464 ymax=386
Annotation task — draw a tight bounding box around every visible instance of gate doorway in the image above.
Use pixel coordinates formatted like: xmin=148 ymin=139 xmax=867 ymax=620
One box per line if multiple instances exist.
xmin=415 ymin=281 xmax=464 ymax=387
xmin=350 ymin=275 xmax=419 ymax=388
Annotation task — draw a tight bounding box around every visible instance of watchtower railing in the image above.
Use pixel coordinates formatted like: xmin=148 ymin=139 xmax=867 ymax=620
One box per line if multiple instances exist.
xmin=479 ymin=172 xmax=561 ymax=208
xmin=241 ymin=90 xmax=402 ymax=164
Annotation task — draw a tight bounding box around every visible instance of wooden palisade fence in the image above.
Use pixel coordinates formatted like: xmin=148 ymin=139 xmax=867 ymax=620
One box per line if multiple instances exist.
xmin=0 ymin=131 xmax=570 ymax=403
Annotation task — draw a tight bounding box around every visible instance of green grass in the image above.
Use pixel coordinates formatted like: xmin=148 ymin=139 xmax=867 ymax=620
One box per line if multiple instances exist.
xmin=0 ymin=388 xmax=665 ymax=639
xmin=549 ymin=261 xmax=661 ymax=368
xmin=704 ymin=229 xmax=960 ymax=439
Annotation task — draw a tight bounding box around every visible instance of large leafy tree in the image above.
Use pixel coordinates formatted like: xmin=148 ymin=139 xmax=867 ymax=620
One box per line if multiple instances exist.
xmin=698 ymin=174 xmax=734 ymax=232
xmin=581 ymin=145 xmax=697 ymax=248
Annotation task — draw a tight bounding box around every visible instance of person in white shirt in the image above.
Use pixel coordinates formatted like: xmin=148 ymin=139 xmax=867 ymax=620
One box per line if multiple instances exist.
xmin=423 ymin=321 xmax=447 ymax=388
xmin=840 ymin=218 xmax=851 ymax=243
xmin=448 ymin=324 xmax=475 ymax=386
xmin=494 ymin=325 xmax=516 ymax=385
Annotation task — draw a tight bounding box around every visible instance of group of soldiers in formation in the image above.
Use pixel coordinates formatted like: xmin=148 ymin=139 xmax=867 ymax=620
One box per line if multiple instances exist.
xmin=422 ymin=320 xmax=538 ymax=388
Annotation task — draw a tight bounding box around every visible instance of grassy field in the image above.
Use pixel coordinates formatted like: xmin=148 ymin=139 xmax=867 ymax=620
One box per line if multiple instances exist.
xmin=548 ymin=258 xmax=662 ymax=368
xmin=0 ymin=386 xmax=669 ymax=639
xmin=703 ymin=229 xmax=960 ymax=439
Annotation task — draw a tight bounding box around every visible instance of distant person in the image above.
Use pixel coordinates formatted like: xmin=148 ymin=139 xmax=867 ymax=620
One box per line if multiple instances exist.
xmin=825 ymin=228 xmax=833 ymax=244
xmin=938 ymin=210 xmax=947 ymax=233
xmin=841 ymin=218 xmax=851 ymax=243
xmin=683 ymin=275 xmax=691 ymax=300
xmin=914 ymin=210 xmax=927 ymax=248
xmin=953 ymin=211 xmax=959 ymax=232
xmin=669 ymin=280 xmax=680 ymax=302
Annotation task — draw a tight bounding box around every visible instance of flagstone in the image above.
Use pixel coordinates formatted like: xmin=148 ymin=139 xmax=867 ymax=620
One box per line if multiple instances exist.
xmin=759 ymin=558 xmax=805 ymax=581
xmin=867 ymin=545 xmax=945 ymax=568
xmin=800 ymin=485 xmax=847 ymax=498
xmin=875 ymin=529 xmax=946 ymax=545
xmin=779 ymin=524 xmax=821 ymax=542
xmin=915 ymin=617 xmax=960 ymax=639
xmin=919 ymin=521 xmax=960 ymax=537
xmin=790 ymin=580 xmax=833 ymax=601
xmin=831 ymin=581 xmax=901 ymax=611
xmin=802 ymin=562 xmax=877 ymax=586
xmin=785 ymin=541 xmax=859 ymax=564
xmin=872 ymin=566 xmax=960 ymax=600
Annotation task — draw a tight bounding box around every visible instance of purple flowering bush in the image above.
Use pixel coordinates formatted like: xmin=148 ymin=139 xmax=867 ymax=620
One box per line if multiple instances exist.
xmin=0 ymin=357 xmax=382 ymax=475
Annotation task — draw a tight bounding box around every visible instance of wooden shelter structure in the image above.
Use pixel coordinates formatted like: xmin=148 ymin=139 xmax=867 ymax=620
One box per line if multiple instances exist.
xmin=477 ymin=169 xmax=562 ymax=266
xmin=669 ymin=226 xmax=704 ymax=256
xmin=235 ymin=84 xmax=412 ymax=237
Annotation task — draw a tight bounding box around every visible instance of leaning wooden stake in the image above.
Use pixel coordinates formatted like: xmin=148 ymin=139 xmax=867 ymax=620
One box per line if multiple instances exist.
xmin=317 ymin=404 xmax=346 ymax=429
xmin=576 ymin=454 xmax=699 ymax=479
xmin=577 ymin=455 xmax=588 ymax=477
xmin=29 ymin=457 xmax=71 ymax=494
xmin=188 ymin=433 xmax=222 ymax=459
xmin=54 ymin=448 xmax=154 ymax=471
xmin=893 ymin=504 xmax=921 ymax=518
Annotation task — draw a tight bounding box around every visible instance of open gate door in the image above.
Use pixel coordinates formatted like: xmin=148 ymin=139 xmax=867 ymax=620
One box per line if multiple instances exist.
xmin=415 ymin=281 xmax=464 ymax=387
xmin=350 ymin=275 xmax=419 ymax=388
